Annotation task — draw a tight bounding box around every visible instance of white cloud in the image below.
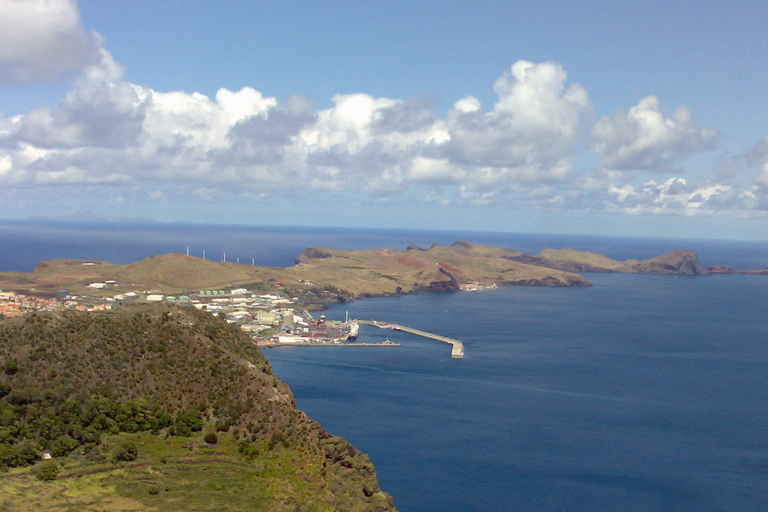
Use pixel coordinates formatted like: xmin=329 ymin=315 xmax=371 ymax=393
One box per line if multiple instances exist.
xmin=144 ymin=86 xmax=277 ymax=154
xmin=1 ymin=57 xmax=593 ymax=194
xmin=443 ymin=61 xmax=590 ymax=188
xmin=492 ymin=60 xmax=589 ymax=138
xmin=593 ymin=96 xmax=720 ymax=172
xmin=596 ymin=177 xmax=760 ymax=214
xmin=453 ymin=96 xmax=482 ymax=113
xmin=0 ymin=154 xmax=12 ymax=175
xmin=4 ymin=47 xmax=762 ymax=217
xmin=408 ymin=157 xmax=464 ymax=183
xmin=0 ymin=0 xmax=100 ymax=84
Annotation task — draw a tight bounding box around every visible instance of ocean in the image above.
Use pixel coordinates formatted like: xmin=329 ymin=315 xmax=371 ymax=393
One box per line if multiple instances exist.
xmin=2 ymin=220 xmax=767 ymax=511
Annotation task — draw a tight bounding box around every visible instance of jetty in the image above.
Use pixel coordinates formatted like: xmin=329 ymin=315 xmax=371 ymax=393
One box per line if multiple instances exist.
xmin=356 ymin=320 xmax=464 ymax=359
xmin=259 ymin=341 xmax=401 ymax=349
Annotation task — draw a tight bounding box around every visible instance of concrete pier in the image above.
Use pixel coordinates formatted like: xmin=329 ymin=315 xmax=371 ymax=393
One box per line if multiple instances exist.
xmin=356 ymin=320 xmax=464 ymax=359
xmin=260 ymin=341 xmax=401 ymax=349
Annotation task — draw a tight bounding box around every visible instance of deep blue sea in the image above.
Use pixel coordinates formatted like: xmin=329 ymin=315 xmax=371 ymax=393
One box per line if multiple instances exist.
xmin=2 ymin=220 xmax=767 ymax=511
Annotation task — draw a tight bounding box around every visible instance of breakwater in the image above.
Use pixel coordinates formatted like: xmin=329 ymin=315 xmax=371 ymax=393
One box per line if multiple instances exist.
xmin=356 ymin=320 xmax=465 ymax=358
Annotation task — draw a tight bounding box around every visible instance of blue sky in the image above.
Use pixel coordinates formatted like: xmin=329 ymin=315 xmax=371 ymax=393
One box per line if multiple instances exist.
xmin=1 ymin=0 xmax=767 ymax=239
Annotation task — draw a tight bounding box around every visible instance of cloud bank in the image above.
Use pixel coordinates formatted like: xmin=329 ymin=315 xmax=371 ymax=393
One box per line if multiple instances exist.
xmin=1 ymin=57 xmax=594 ymax=195
xmin=1 ymin=2 xmax=765 ymax=220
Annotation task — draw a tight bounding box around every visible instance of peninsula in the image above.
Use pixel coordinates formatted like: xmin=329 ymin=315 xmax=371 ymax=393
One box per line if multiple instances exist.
xmin=0 ymin=240 xmax=741 ymax=303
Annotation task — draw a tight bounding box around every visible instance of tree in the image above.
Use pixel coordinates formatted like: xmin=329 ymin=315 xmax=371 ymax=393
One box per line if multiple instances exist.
xmin=36 ymin=460 xmax=59 ymax=481
xmin=111 ymin=440 xmax=138 ymax=462
xmin=2 ymin=358 xmax=18 ymax=376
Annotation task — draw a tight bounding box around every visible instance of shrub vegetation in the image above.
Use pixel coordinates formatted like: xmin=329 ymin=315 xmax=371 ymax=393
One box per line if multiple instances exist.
xmin=0 ymin=304 xmax=396 ymax=511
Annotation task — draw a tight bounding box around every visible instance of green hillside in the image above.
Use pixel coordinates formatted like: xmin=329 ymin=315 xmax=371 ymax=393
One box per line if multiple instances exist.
xmin=0 ymin=304 xmax=396 ymax=511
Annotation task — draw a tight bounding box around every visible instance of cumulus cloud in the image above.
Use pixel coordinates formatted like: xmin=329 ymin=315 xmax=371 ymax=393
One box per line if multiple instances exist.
xmin=2 ymin=58 xmax=597 ymax=196
xmin=0 ymin=0 xmax=100 ymax=84
xmin=4 ymin=48 xmax=760 ymax=217
xmin=444 ymin=61 xmax=590 ymax=187
xmin=592 ymin=96 xmax=720 ymax=172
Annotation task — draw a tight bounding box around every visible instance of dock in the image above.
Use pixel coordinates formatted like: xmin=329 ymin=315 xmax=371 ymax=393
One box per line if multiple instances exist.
xmin=259 ymin=341 xmax=401 ymax=349
xmin=356 ymin=320 xmax=464 ymax=359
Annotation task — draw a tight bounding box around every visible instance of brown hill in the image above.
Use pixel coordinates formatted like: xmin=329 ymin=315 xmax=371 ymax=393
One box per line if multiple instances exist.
xmin=112 ymin=254 xmax=269 ymax=292
xmin=0 ymin=256 xmax=271 ymax=296
xmin=291 ymin=243 xmax=590 ymax=296
xmin=0 ymin=243 xmax=592 ymax=299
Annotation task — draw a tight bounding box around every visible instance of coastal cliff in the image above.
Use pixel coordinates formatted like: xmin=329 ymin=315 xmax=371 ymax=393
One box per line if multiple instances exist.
xmin=0 ymin=304 xmax=396 ymax=511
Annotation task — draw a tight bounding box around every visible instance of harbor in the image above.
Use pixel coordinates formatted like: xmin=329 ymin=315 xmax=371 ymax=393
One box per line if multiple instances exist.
xmin=260 ymin=340 xmax=401 ymax=348
xmin=356 ymin=319 xmax=465 ymax=359
xmin=257 ymin=312 xmax=464 ymax=359
xmin=247 ymin=302 xmax=464 ymax=358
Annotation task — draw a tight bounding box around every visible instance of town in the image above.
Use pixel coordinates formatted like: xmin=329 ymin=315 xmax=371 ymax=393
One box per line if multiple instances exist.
xmin=0 ymin=286 xmax=374 ymax=348
xmin=0 ymin=279 xmax=476 ymax=357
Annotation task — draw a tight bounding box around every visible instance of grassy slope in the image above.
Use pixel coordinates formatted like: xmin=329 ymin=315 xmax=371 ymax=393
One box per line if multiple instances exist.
xmin=1 ymin=433 xmax=330 ymax=512
xmin=113 ymin=254 xmax=268 ymax=293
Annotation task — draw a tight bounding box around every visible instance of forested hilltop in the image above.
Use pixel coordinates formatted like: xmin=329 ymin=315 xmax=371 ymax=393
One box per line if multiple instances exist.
xmin=0 ymin=304 xmax=396 ymax=512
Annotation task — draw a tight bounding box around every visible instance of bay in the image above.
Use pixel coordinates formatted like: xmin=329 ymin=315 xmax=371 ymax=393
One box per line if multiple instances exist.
xmin=266 ymin=273 xmax=768 ymax=511
xmin=1 ymin=221 xmax=767 ymax=510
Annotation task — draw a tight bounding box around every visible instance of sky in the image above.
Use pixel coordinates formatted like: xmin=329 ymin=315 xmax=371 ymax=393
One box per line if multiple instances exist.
xmin=1 ymin=0 xmax=767 ymax=240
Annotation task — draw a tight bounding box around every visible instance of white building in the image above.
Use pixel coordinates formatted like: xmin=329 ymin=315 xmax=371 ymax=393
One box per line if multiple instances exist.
xmin=256 ymin=310 xmax=278 ymax=325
